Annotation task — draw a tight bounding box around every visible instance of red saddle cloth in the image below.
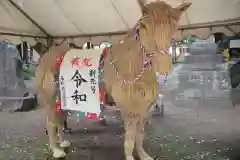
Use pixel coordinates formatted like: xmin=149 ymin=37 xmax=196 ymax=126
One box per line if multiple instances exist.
xmin=56 ymin=55 xmax=63 ymax=70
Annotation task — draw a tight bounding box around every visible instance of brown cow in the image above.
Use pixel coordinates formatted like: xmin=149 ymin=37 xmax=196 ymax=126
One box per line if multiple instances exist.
xmin=35 ymin=0 xmax=191 ymax=159
xmin=102 ymin=1 xmax=191 ymax=159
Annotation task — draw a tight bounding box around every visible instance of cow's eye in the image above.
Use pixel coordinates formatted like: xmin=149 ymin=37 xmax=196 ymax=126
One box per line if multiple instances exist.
xmin=146 ymin=53 xmax=155 ymax=57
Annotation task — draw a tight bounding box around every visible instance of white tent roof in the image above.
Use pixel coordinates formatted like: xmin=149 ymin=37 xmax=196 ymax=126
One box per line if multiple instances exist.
xmin=0 ymin=0 xmax=240 ymax=38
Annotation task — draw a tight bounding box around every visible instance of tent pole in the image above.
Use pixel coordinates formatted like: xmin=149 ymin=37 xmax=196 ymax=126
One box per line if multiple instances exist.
xmin=53 ymin=20 xmax=240 ymax=39
xmin=0 ymin=32 xmax=48 ymax=39
xmin=180 ymin=19 xmax=240 ymax=30
xmin=7 ymin=0 xmax=51 ymax=37
xmin=53 ymin=30 xmax=128 ymax=39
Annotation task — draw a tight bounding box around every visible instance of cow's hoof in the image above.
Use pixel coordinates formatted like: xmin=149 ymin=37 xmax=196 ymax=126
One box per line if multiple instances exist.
xmin=53 ymin=148 xmax=66 ymax=158
xmin=60 ymin=140 xmax=71 ymax=148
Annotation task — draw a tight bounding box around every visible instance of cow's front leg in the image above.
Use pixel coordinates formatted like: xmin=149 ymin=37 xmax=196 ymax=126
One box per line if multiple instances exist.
xmin=135 ymin=119 xmax=154 ymax=160
xmin=124 ymin=116 xmax=137 ymax=160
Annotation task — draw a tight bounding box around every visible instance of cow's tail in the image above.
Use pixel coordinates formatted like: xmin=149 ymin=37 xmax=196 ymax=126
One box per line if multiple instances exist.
xmin=35 ymin=66 xmax=48 ymax=106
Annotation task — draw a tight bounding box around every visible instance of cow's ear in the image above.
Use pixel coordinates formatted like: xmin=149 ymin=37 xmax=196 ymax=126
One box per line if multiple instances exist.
xmin=176 ymin=3 xmax=192 ymax=13
xmin=137 ymin=0 xmax=147 ymax=14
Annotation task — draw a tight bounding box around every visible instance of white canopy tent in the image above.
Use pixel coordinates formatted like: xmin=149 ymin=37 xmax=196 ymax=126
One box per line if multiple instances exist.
xmin=0 ymin=0 xmax=240 ymax=44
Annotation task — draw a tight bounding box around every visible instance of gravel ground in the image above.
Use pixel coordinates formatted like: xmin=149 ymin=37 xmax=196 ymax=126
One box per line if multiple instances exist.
xmin=1 ymin=98 xmax=240 ymax=160
xmin=1 ymin=63 xmax=240 ymax=160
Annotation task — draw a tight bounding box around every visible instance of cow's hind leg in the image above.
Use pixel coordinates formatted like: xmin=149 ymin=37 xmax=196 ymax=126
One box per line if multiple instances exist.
xmin=135 ymin=118 xmax=154 ymax=160
xmin=46 ymin=108 xmax=66 ymax=158
xmin=58 ymin=114 xmax=71 ymax=148
xmin=124 ymin=116 xmax=137 ymax=160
